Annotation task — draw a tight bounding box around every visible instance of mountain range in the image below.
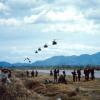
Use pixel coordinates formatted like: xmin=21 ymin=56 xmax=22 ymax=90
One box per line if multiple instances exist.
xmin=0 ymin=52 xmax=100 ymax=68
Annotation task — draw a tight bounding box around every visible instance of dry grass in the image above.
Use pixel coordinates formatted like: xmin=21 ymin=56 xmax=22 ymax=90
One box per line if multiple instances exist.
xmin=0 ymin=77 xmax=48 ymax=100
xmin=0 ymin=70 xmax=100 ymax=100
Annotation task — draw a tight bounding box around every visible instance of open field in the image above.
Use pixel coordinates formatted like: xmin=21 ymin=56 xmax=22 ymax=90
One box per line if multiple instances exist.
xmin=0 ymin=70 xmax=100 ymax=100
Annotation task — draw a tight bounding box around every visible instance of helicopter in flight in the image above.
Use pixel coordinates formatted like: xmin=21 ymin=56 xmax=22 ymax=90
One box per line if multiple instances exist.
xmin=34 ymin=39 xmax=58 ymax=54
xmin=23 ymin=39 xmax=58 ymax=63
xmin=24 ymin=57 xmax=31 ymax=63
xmin=44 ymin=44 xmax=48 ymax=48
xmin=35 ymin=50 xmax=38 ymax=53
xmin=38 ymin=48 xmax=41 ymax=51
xmin=52 ymin=40 xmax=57 ymax=45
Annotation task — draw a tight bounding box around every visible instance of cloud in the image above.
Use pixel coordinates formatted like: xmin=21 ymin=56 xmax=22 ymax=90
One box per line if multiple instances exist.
xmin=0 ymin=18 xmax=20 ymax=26
xmin=54 ymin=0 xmax=99 ymax=9
xmin=45 ymin=7 xmax=82 ymax=22
xmin=84 ymin=7 xmax=100 ymax=24
xmin=1 ymin=3 xmax=99 ymax=35
xmin=1 ymin=0 xmax=48 ymax=17
xmin=35 ymin=6 xmax=99 ymax=35
xmin=22 ymin=4 xmax=99 ymax=35
xmin=31 ymin=6 xmax=81 ymax=23
xmin=6 ymin=0 xmax=46 ymax=9
xmin=24 ymin=8 xmax=49 ymax=24
xmin=42 ymin=43 xmax=100 ymax=57
xmin=22 ymin=6 xmax=82 ymax=24
xmin=0 ymin=2 xmax=10 ymax=15
xmin=42 ymin=20 xmax=98 ymax=35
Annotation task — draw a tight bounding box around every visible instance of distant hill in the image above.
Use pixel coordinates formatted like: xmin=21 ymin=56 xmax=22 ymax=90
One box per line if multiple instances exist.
xmin=32 ymin=52 xmax=100 ymax=66
xmin=0 ymin=52 xmax=100 ymax=67
xmin=0 ymin=61 xmax=12 ymax=67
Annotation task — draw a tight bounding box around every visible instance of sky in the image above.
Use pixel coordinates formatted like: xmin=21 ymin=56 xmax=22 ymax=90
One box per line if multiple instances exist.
xmin=0 ymin=0 xmax=100 ymax=63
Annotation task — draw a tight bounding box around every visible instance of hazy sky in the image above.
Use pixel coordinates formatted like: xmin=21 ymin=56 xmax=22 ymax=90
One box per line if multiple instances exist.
xmin=0 ymin=0 xmax=100 ymax=63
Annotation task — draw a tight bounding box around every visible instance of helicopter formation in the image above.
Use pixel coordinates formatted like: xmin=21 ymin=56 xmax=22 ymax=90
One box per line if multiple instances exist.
xmin=24 ymin=40 xmax=57 ymax=63
xmin=35 ymin=40 xmax=57 ymax=54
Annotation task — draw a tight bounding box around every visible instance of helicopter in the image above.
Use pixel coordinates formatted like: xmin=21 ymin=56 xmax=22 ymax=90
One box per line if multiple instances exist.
xmin=35 ymin=50 xmax=38 ymax=53
xmin=24 ymin=57 xmax=31 ymax=63
xmin=52 ymin=40 xmax=57 ymax=45
xmin=38 ymin=48 xmax=41 ymax=51
xmin=44 ymin=44 xmax=48 ymax=48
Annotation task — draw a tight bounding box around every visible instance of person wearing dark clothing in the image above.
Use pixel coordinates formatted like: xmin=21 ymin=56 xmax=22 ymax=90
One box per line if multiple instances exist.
xmin=31 ymin=70 xmax=34 ymax=77
xmin=84 ymin=68 xmax=87 ymax=80
xmin=86 ymin=68 xmax=90 ymax=81
xmin=26 ymin=71 xmax=29 ymax=77
xmin=63 ymin=70 xmax=66 ymax=79
xmin=77 ymin=69 xmax=81 ymax=81
xmin=58 ymin=75 xmax=67 ymax=84
xmin=72 ymin=70 xmax=77 ymax=82
xmin=50 ymin=70 xmax=53 ymax=76
xmin=90 ymin=68 xmax=95 ymax=80
xmin=54 ymin=69 xmax=58 ymax=83
xmin=84 ymin=68 xmax=90 ymax=81
xmin=35 ymin=70 xmax=38 ymax=77
xmin=57 ymin=69 xmax=60 ymax=76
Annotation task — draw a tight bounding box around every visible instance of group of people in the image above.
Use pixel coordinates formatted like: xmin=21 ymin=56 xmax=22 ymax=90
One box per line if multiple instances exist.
xmin=71 ymin=69 xmax=81 ymax=82
xmin=26 ymin=70 xmax=38 ymax=77
xmin=71 ymin=68 xmax=95 ymax=82
xmin=50 ymin=69 xmax=67 ymax=84
xmin=0 ymin=67 xmax=95 ymax=86
xmin=49 ymin=68 xmax=95 ymax=84
xmin=0 ymin=68 xmax=12 ymax=85
xmin=84 ymin=68 xmax=95 ymax=81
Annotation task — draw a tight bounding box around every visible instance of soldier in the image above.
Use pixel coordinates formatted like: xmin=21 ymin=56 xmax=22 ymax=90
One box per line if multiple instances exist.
xmin=31 ymin=70 xmax=34 ymax=77
xmin=54 ymin=69 xmax=58 ymax=83
xmin=72 ymin=70 xmax=77 ymax=82
xmin=86 ymin=68 xmax=90 ymax=81
xmin=84 ymin=68 xmax=90 ymax=81
xmin=77 ymin=69 xmax=81 ymax=81
xmin=84 ymin=68 xmax=87 ymax=80
xmin=26 ymin=70 xmax=29 ymax=77
xmin=58 ymin=74 xmax=67 ymax=84
xmin=63 ymin=70 xmax=66 ymax=79
xmin=50 ymin=70 xmax=53 ymax=76
xmin=35 ymin=70 xmax=38 ymax=77
xmin=90 ymin=68 xmax=95 ymax=80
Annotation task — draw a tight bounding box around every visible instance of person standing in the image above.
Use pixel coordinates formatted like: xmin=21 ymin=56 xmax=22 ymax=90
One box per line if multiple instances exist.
xmin=90 ymin=68 xmax=95 ymax=80
xmin=77 ymin=69 xmax=81 ymax=81
xmin=26 ymin=70 xmax=29 ymax=77
xmin=84 ymin=68 xmax=87 ymax=80
xmin=57 ymin=69 xmax=60 ymax=76
xmin=54 ymin=69 xmax=58 ymax=83
xmin=31 ymin=70 xmax=34 ymax=77
xmin=63 ymin=70 xmax=66 ymax=79
xmin=35 ymin=70 xmax=38 ymax=77
xmin=72 ymin=70 xmax=77 ymax=82
xmin=86 ymin=68 xmax=90 ymax=81
xmin=50 ymin=70 xmax=53 ymax=76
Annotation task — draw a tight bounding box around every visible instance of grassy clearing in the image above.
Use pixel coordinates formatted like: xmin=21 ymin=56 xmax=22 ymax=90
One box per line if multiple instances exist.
xmin=0 ymin=70 xmax=100 ymax=100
